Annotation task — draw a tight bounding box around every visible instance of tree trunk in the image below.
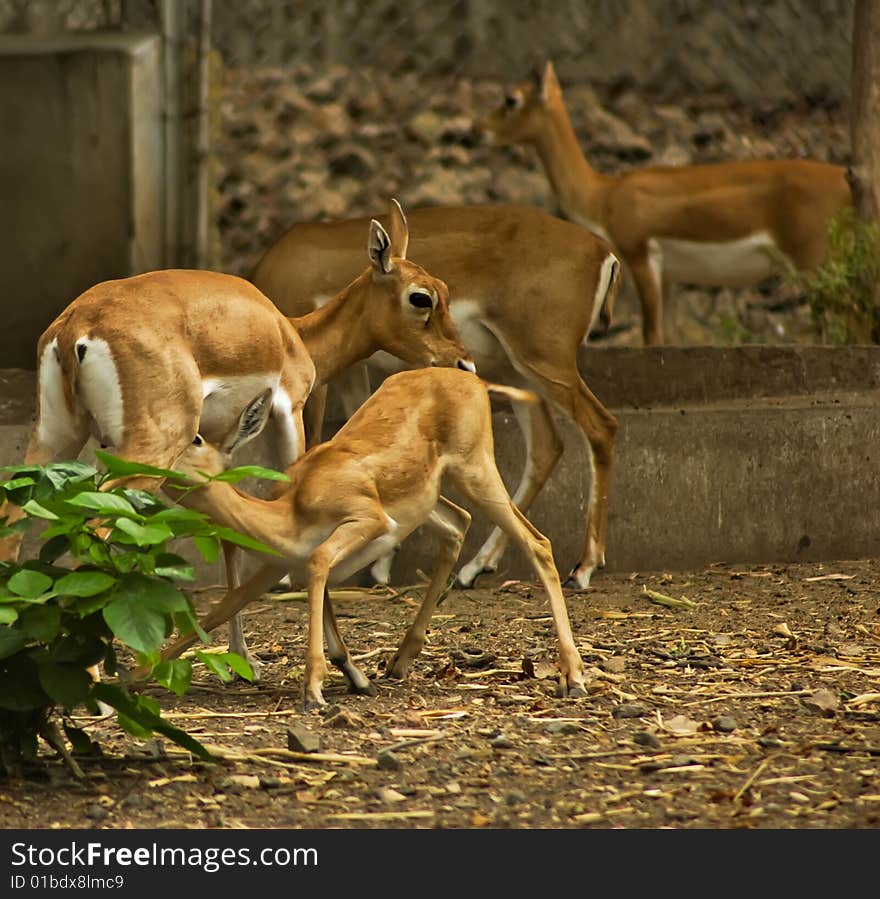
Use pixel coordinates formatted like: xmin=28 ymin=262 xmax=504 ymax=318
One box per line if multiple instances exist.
xmin=848 ymin=0 xmax=880 ymax=338
xmin=849 ymin=0 xmax=880 ymax=222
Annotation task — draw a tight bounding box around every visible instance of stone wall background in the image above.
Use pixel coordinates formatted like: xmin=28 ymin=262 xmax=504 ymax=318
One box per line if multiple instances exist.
xmin=1 ymin=0 xmax=857 ymax=344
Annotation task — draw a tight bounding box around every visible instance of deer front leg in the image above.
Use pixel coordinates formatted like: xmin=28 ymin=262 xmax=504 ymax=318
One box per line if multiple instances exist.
xmin=303 ymin=516 xmax=389 ymax=709
xmin=222 ymin=541 xmax=265 ymax=681
xmin=388 ymin=497 xmax=470 ymax=679
xmin=322 ymin=589 xmax=376 ymax=695
xmin=458 ymin=396 xmax=561 ymax=587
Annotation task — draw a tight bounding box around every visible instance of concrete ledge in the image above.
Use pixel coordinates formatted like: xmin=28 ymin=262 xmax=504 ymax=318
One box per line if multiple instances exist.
xmin=2 ymin=345 xmax=879 ymax=583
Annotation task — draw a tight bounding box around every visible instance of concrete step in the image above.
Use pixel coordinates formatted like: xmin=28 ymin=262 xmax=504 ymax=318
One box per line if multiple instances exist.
xmin=2 ymin=345 xmax=878 ymax=586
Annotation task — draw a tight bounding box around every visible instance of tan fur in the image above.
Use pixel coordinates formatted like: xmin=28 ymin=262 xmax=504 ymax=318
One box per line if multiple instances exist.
xmin=251 ymin=203 xmax=621 ymax=589
xmin=0 ymin=202 xmax=472 ymax=673
xmin=481 ymin=61 xmax=852 ymax=345
xmin=140 ymin=368 xmax=586 ymax=708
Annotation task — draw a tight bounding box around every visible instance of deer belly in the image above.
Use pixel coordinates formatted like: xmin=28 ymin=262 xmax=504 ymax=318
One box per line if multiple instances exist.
xmin=653 ymin=232 xmax=785 ymax=287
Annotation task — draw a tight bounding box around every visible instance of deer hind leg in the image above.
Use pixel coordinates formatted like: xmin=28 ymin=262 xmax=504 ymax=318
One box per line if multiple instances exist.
xmin=0 ymin=346 xmax=91 ymax=561
xmin=388 ymin=497 xmax=471 ymax=679
xmin=304 ymin=515 xmax=390 ymax=709
xmin=627 ymin=246 xmax=665 ymax=346
xmin=538 ymin=376 xmax=617 ymax=590
xmin=452 ymin=458 xmax=585 ymax=697
xmin=457 ymin=396 xmax=562 ymax=587
xmin=321 ymin=587 xmax=376 ymax=696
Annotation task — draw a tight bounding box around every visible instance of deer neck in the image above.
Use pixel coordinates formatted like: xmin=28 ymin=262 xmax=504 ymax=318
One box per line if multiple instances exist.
xmin=176 ymin=481 xmax=295 ymax=560
xmin=291 ymin=271 xmax=377 ymax=386
xmin=532 ymin=100 xmax=609 ymax=227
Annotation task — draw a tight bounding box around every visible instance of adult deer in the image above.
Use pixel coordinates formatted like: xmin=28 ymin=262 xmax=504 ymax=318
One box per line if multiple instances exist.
xmin=251 ymin=203 xmax=621 ymax=590
xmin=139 ymin=368 xmax=587 ymax=708
xmin=0 ymin=201 xmax=473 ymax=674
xmin=481 ymin=61 xmax=851 ymax=345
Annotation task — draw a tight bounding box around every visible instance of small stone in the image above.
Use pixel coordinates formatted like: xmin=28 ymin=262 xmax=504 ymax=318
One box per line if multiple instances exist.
xmin=324 ymin=708 xmax=365 ymax=728
xmin=259 ymin=776 xmax=282 ymax=790
xmin=633 ymin=730 xmax=661 ymax=748
xmin=505 ymin=790 xmax=527 ymax=806
xmin=376 ymin=786 xmax=407 ymax=803
xmin=713 ymin=716 xmax=738 ymax=733
xmin=287 ymin=722 xmax=321 ymax=754
xmin=758 ymin=735 xmax=783 ymax=749
xmin=546 ymin=721 xmax=581 ymax=735
xmin=601 ymin=656 xmax=626 ymax=674
xmin=220 ymin=774 xmax=261 ymax=790
xmin=377 ymin=750 xmax=402 ymax=771
xmin=490 ymin=735 xmax=514 ymax=750
xmin=84 ymin=804 xmax=108 ymax=821
xmin=612 ymin=702 xmax=647 ymax=719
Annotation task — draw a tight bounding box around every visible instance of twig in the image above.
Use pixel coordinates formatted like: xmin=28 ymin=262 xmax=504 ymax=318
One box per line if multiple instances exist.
xmin=733 ymin=756 xmax=775 ymax=802
xmin=641 ymin=587 xmax=698 ymax=610
xmin=813 ymin=743 xmax=880 ymax=756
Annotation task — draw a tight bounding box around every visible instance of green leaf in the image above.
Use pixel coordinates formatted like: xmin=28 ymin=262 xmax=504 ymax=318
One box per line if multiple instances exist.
xmin=195 ymin=650 xmax=234 ymax=683
xmin=193 ymin=535 xmax=219 ymax=562
xmin=154 ymin=561 xmax=195 ymax=581
xmin=0 ymin=626 xmax=29 ymax=659
xmin=7 ymin=569 xmax=53 ymax=598
xmin=21 ymin=499 xmax=60 ymax=520
xmin=213 ymin=525 xmax=282 ymax=556
xmin=0 ymin=607 xmax=18 ymax=625
xmin=212 ymin=465 xmax=290 ymax=483
xmin=1 ymin=477 xmax=36 ymax=491
xmin=55 ymin=571 xmax=117 ymax=597
xmin=0 ymin=656 xmax=49 ymax=710
xmin=50 ymin=633 xmax=107 ymax=666
xmin=39 ymin=534 xmax=70 ymax=564
xmin=113 ymin=517 xmax=174 ymax=547
xmin=19 ymin=605 xmax=61 ymax=641
xmin=95 ymin=451 xmax=185 ymax=483
xmin=63 ymin=724 xmax=98 ymax=755
xmin=153 ymin=659 xmax=192 ymax=696
xmin=216 ymin=652 xmax=253 ymax=682
xmin=91 ymin=683 xmax=213 ymax=760
xmin=37 ymin=661 xmax=92 ymax=708
xmin=117 ymin=712 xmax=154 ymax=740
xmin=102 ymin=597 xmax=166 ymax=655
xmin=42 ymin=462 xmax=98 ymax=491
xmin=66 ymin=492 xmax=138 ymax=517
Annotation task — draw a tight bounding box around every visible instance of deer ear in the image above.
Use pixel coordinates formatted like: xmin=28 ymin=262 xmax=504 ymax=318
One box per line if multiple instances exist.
xmin=224 ymin=388 xmax=272 ymax=453
xmin=540 ymin=60 xmax=560 ymax=102
xmin=368 ymin=219 xmax=395 ymax=274
xmin=387 ymin=198 xmax=409 ymax=260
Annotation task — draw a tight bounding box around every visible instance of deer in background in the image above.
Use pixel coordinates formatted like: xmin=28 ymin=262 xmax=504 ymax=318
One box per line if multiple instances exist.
xmin=251 ymin=203 xmax=621 ymax=591
xmin=481 ymin=61 xmax=851 ymax=345
xmin=0 ymin=201 xmax=473 ymax=676
xmin=137 ymin=369 xmax=587 ymax=708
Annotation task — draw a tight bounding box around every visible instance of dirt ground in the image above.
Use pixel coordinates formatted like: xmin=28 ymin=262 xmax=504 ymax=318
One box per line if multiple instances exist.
xmin=1 ymin=558 xmax=879 ymax=831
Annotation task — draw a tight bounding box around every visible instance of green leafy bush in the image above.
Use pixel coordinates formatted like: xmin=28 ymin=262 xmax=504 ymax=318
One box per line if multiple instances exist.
xmin=0 ymin=452 xmax=286 ymax=777
xmin=801 ymin=207 xmax=880 ymax=344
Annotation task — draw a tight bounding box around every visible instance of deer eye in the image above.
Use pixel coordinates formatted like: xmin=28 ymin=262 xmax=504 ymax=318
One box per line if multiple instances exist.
xmin=409 ymin=291 xmax=433 ymax=310
xmin=505 ymin=93 xmax=521 ymax=111
xmin=192 ymin=435 xmax=203 ymax=446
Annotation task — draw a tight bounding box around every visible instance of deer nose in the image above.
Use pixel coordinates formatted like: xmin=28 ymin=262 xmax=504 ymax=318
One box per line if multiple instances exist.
xmin=457 ymin=359 xmax=477 ymax=374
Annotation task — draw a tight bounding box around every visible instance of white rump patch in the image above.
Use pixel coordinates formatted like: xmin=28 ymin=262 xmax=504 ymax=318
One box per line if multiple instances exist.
xmin=35 ymin=339 xmax=82 ymax=450
xmin=74 ymin=337 xmax=124 ymax=447
xmin=587 ymin=252 xmax=620 ymax=338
